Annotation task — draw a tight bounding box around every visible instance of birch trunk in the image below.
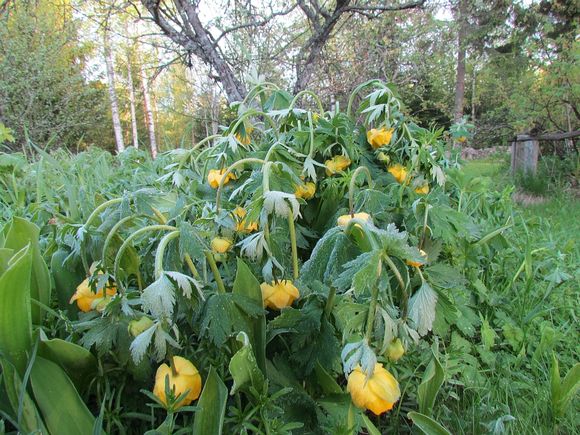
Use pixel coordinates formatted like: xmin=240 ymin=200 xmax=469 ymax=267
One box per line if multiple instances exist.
xmin=453 ymin=0 xmax=468 ymax=123
xmin=140 ymin=62 xmax=157 ymax=158
xmin=104 ymin=32 xmax=125 ymax=153
xmin=127 ymin=55 xmax=139 ymax=149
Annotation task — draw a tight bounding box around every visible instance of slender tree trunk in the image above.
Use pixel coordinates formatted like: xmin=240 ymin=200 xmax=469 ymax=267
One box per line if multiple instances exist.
xmin=140 ymin=62 xmax=157 ymax=158
xmin=104 ymin=32 xmax=125 ymax=153
xmin=453 ymin=0 xmax=468 ymax=123
xmin=127 ymin=54 xmax=139 ymax=149
xmin=471 ymin=67 xmax=476 ymax=123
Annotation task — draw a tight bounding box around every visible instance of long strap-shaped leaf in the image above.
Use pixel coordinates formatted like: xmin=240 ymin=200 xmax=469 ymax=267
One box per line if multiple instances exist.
xmin=192 ymin=367 xmax=228 ymax=435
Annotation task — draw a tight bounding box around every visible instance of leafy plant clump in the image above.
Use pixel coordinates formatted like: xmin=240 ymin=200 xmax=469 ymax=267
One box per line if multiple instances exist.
xmin=0 ymin=80 xmax=578 ymax=434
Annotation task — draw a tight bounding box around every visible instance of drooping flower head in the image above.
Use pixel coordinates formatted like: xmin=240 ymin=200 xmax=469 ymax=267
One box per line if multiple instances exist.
xmin=388 ymin=164 xmax=408 ymax=184
xmin=337 ymin=212 xmax=372 ymax=228
xmin=260 ymin=280 xmax=299 ymax=310
xmin=69 ymin=275 xmax=117 ymax=313
xmin=233 ymin=207 xmax=258 ymax=233
xmin=347 ymin=363 xmax=401 ymax=415
xmin=325 ymin=155 xmax=351 ymax=176
xmin=153 ymin=356 xmax=202 ymax=409
xmin=367 ymin=128 xmax=394 ymax=149
xmin=211 ymin=237 xmax=233 ymax=254
xmin=295 ymin=182 xmax=316 ymax=200
xmin=406 ymin=249 xmax=428 ymax=267
xmin=207 ymin=169 xmax=236 ymax=189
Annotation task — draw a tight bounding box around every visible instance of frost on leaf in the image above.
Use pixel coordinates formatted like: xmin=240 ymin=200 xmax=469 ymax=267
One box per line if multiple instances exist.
xmin=408 ymin=282 xmax=438 ymax=337
xmin=142 ymin=274 xmax=176 ymax=318
xmin=263 ymin=190 xmax=300 ymax=219
xmin=165 ymin=271 xmax=204 ymax=300
xmin=129 ymin=322 xmax=157 ymax=363
xmin=341 ymin=340 xmax=377 ymax=378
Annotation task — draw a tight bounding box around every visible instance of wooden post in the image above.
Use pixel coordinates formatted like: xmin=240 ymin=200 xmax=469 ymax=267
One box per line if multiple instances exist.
xmin=511 ymin=135 xmax=539 ymax=175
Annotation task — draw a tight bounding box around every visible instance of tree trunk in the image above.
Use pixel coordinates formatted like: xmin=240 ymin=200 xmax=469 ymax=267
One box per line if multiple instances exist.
xmin=140 ymin=62 xmax=157 ymax=158
xmin=453 ymin=0 xmax=468 ymax=123
xmin=104 ymin=32 xmax=125 ymax=153
xmin=471 ymin=67 xmax=476 ymax=123
xmin=127 ymin=54 xmax=139 ymax=149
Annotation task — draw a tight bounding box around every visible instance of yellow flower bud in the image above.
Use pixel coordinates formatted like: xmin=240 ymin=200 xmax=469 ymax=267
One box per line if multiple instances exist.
xmin=260 ymin=280 xmax=300 ymax=310
xmin=295 ymin=182 xmax=316 ymax=200
xmin=207 ymin=169 xmax=236 ymax=189
xmin=367 ymin=128 xmax=394 ymax=149
xmin=387 ymin=164 xmax=408 ymax=184
xmin=337 ymin=212 xmax=372 ymax=227
xmin=457 ymin=136 xmax=467 ymax=143
xmin=69 ymin=276 xmax=117 ymax=313
xmin=153 ymin=356 xmax=202 ymax=409
xmin=211 ymin=237 xmax=233 ymax=254
xmin=325 ymin=155 xmax=351 ymax=176
xmin=128 ymin=316 xmax=155 ymax=337
xmin=347 ymin=363 xmax=400 ymax=415
xmin=377 ymin=152 xmax=390 ymax=164
xmin=386 ymin=338 xmax=405 ymax=362
xmin=406 ymin=249 xmax=428 ymax=267
xmin=414 ymin=183 xmax=430 ymax=195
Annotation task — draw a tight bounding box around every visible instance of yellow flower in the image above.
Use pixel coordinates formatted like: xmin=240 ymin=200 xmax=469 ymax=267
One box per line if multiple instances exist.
xmin=153 ymin=356 xmax=202 ymax=409
xmin=367 ymin=128 xmax=394 ymax=149
xmin=69 ymin=277 xmax=117 ymax=313
xmin=376 ymin=152 xmax=390 ymax=164
xmin=207 ymin=169 xmax=236 ymax=189
xmin=211 ymin=237 xmax=232 ymax=254
xmin=235 ymin=125 xmax=254 ymax=145
xmin=457 ymin=136 xmax=467 ymax=143
xmin=128 ymin=316 xmax=155 ymax=337
xmin=295 ymin=182 xmax=316 ymax=200
xmin=386 ymin=338 xmax=405 ymax=362
xmin=325 ymin=155 xmax=351 ymax=176
xmin=414 ymin=183 xmax=430 ymax=195
xmin=260 ymin=280 xmax=299 ymax=310
xmin=347 ymin=363 xmax=401 ymax=415
xmin=406 ymin=249 xmax=428 ymax=267
xmin=387 ymin=164 xmax=408 ymax=184
xmin=337 ymin=212 xmax=371 ymax=227
xmin=233 ymin=207 xmax=258 ymax=233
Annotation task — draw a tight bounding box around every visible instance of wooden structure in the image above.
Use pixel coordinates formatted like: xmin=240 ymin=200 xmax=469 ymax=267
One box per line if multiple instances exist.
xmin=510 ymin=130 xmax=579 ymax=175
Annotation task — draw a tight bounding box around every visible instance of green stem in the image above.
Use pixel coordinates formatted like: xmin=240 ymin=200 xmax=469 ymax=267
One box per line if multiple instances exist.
xmin=101 ymin=215 xmax=136 ymax=267
xmin=287 ymin=214 xmax=299 ymax=280
xmin=348 ymin=166 xmax=372 ymax=214
xmin=154 ymin=231 xmax=181 ymax=279
xmin=184 ymin=253 xmax=201 ymax=280
xmin=324 ymin=287 xmax=337 ymax=319
xmin=365 ymin=282 xmax=380 ymax=342
xmin=419 ymin=203 xmax=430 ymax=250
xmin=383 ymin=254 xmax=408 ymax=318
xmin=215 ymin=157 xmax=265 ymax=211
xmin=204 ymin=251 xmax=226 ymax=293
xmin=346 ymin=79 xmax=386 ymax=118
xmin=84 ymin=197 xmax=123 ymax=228
xmin=113 ymin=225 xmax=177 ymax=291
xmin=288 ymin=90 xmax=324 ymax=115
xmin=241 ymin=82 xmax=280 ymax=107
xmin=307 ymin=111 xmax=315 ymax=159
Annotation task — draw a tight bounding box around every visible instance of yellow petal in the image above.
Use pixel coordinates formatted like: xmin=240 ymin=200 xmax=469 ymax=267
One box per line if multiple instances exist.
xmin=337 ymin=212 xmax=371 ymax=227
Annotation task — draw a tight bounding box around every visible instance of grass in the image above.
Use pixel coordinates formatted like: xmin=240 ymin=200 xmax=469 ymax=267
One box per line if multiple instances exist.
xmin=450 ymin=157 xmax=580 ymax=434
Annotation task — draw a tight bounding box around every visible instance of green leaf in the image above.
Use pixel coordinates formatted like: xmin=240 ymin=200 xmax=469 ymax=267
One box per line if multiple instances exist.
xmin=417 ymin=353 xmax=445 ymax=417
xmin=2 ymin=218 xmax=51 ymax=324
xmin=551 ymin=353 xmax=580 ymax=419
xmin=335 ymin=250 xmax=381 ymax=296
xmin=192 ymin=367 xmax=227 ymax=435
xmin=228 ymin=332 xmax=265 ymax=395
xmin=408 ymin=411 xmax=452 ymax=435
xmin=314 ymin=361 xmax=342 ymax=395
xmin=30 ymin=357 xmax=95 ymax=435
xmin=360 ymin=414 xmax=381 ymax=435
xmin=232 ymin=258 xmax=266 ymax=373
xmin=38 ymin=332 xmax=97 ymax=391
xmin=50 ymin=249 xmax=83 ymax=315
xmin=0 ymin=245 xmax=32 ymax=374
xmin=0 ymin=358 xmax=47 ymax=434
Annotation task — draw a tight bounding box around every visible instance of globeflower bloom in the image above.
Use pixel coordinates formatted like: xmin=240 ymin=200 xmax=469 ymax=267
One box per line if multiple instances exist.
xmin=295 ymin=182 xmax=316 ymax=200
xmin=260 ymin=280 xmax=299 ymax=310
xmin=211 ymin=237 xmax=233 ymax=254
xmin=388 ymin=164 xmax=408 ymax=184
xmin=347 ymin=363 xmax=401 ymax=415
xmin=153 ymin=356 xmax=202 ymax=409
xmin=69 ymin=276 xmax=117 ymax=312
xmin=235 ymin=126 xmax=253 ymax=145
xmin=207 ymin=169 xmax=236 ymax=189
xmin=337 ymin=212 xmax=371 ymax=227
xmin=386 ymin=338 xmax=405 ymax=362
xmin=415 ymin=183 xmax=429 ymax=195
xmin=233 ymin=207 xmax=258 ymax=233
xmin=128 ymin=316 xmax=155 ymax=337
xmin=367 ymin=128 xmax=394 ymax=149
xmin=406 ymin=249 xmax=428 ymax=267
xmin=325 ymin=155 xmax=351 ymax=176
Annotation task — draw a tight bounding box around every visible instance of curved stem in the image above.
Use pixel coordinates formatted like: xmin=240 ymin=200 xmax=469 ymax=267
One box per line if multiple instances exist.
xmin=419 ymin=203 xmax=430 ymax=250
xmin=346 ymin=79 xmax=386 ymax=118
xmin=154 ymin=230 xmax=180 ymax=279
xmin=84 ymin=197 xmax=123 ymax=227
xmin=101 ymin=215 xmax=136 ymax=267
xmin=348 ymin=166 xmax=373 ymax=214
xmin=343 ymin=218 xmax=379 ymax=249
xmin=324 ymin=286 xmax=337 ymax=319
xmin=184 ymin=253 xmax=201 ymax=280
xmin=365 ymin=282 xmax=380 ymax=342
xmin=262 ymin=161 xmax=272 ymax=193
xmin=113 ymin=225 xmax=177 ymax=291
xmin=241 ymin=82 xmax=280 ymax=107
xmin=215 ymin=157 xmax=265 ymax=211
xmin=287 ymin=215 xmax=299 ymax=280
xmin=204 ymin=251 xmax=226 ymax=293
xmin=151 ymin=207 xmax=168 ymax=224
xmin=288 ymin=90 xmax=324 ymax=115
xmin=263 ymin=142 xmax=281 ymax=163
xmin=230 ymin=110 xmax=278 ymax=137
xmin=307 ymin=111 xmax=315 ymax=159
